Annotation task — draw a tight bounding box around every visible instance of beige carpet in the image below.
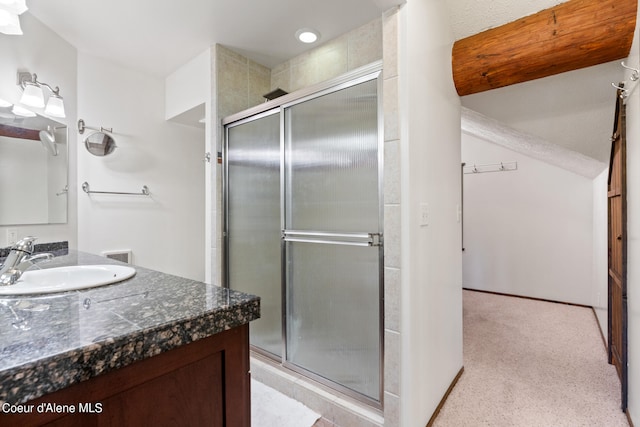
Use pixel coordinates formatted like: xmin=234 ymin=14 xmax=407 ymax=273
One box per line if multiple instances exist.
xmin=433 ymin=290 xmax=629 ymax=427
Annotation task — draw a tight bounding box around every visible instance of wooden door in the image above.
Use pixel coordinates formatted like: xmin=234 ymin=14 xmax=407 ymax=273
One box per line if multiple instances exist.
xmin=608 ymin=87 xmax=627 ymax=411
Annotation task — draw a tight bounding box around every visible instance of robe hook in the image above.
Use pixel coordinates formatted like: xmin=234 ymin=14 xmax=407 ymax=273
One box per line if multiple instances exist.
xmin=611 ymin=82 xmax=628 ymax=99
xmin=621 ymin=62 xmax=640 ymax=81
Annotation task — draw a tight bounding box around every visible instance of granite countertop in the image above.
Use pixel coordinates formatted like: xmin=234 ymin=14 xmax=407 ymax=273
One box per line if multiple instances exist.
xmin=0 ymin=249 xmax=260 ymax=406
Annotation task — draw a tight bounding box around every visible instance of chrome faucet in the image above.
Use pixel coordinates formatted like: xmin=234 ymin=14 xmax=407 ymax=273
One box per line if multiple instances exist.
xmin=0 ymin=237 xmax=53 ymax=286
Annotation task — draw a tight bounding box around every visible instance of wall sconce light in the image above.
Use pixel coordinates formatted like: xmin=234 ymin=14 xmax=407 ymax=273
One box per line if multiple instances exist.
xmin=11 ymin=104 xmax=36 ymax=117
xmin=0 ymin=0 xmax=28 ymax=35
xmin=17 ymin=71 xmax=66 ymax=118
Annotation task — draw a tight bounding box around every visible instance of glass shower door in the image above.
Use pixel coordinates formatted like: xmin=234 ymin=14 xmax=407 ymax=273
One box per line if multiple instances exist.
xmin=283 ymin=78 xmax=382 ymax=402
xmin=225 ymin=110 xmax=282 ymax=357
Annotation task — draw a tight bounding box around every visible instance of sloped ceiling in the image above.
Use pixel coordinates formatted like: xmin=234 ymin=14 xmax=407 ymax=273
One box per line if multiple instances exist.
xmin=462 ymin=107 xmax=607 ymax=178
xmin=461 ymin=60 xmax=621 ymax=163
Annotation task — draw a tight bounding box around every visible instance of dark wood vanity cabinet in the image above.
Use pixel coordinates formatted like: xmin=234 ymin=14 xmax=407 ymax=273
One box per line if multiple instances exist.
xmin=3 ymin=325 xmax=251 ymax=427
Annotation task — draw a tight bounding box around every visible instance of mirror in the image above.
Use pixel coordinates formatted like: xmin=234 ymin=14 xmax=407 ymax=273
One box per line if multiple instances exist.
xmin=39 ymin=126 xmax=59 ymax=156
xmin=0 ymin=113 xmax=68 ymax=226
xmin=84 ymin=131 xmax=116 ymax=156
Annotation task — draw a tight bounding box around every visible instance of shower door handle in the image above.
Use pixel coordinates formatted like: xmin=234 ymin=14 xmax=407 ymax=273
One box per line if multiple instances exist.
xmin=369 ymin=233 xmax=383 ymax=247
xmin=282 ymin=230 xmax=383 ymax=247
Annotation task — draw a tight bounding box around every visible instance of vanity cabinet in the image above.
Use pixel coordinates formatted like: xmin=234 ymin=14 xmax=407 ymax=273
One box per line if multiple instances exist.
xmin=0 ymin=250 xmax=259 ymax=427
xmin=3 ymin=325 xmax=250 ymax=427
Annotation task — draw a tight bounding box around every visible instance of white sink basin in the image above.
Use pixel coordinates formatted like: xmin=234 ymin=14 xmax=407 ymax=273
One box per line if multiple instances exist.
xmin=0 ymin=265 xmax=136 ymax=295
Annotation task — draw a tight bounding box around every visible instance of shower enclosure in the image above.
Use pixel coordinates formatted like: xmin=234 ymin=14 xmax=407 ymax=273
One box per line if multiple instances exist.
xmin=224 ymin=67 xmax=383 ymax=405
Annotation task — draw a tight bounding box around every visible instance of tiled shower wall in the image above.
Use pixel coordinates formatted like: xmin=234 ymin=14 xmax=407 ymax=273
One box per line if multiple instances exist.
xmin=212 ymin=45 xmax=271 ymax=287
xmin=213 ymin=11 xmax=402 ymax=426
xmin=215 ymin=16 xmax=383 ymax=118
xmin=381 ymin=7 xmax=401 ymax=427
xmin=216 ymin=45 xmax=271 ymax=120
xmin=270 ymin=18 xmax=382 ymax=93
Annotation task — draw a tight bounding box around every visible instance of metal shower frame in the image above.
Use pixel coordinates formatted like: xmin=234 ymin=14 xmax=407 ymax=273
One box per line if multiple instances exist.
xmin=221 ymin=61 xmax=385 ymax=408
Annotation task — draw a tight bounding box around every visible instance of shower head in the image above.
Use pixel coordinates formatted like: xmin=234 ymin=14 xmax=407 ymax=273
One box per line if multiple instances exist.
xmin=39 ymin=126 xmax=58 ymax=156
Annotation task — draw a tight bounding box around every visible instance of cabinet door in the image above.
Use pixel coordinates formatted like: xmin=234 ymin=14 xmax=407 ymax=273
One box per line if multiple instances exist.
xmin=7 ymin=326 xmax=249 ymax=427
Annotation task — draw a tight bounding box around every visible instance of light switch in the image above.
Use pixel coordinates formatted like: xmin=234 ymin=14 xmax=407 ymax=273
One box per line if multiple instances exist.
xmin=419 ymin=203 xmax=429 ymax=227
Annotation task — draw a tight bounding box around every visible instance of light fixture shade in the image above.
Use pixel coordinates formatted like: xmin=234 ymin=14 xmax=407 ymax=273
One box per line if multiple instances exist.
xmin=12 ymin=104 xmax=35 ymax=117
xmin=0 ymin=8 xmax=22 ymax=35
xmin=0 ymin=0 xmax=28 ymax=15
xmin=44 ymin=94 xmax=65 ymax=118
xmin=20 ymin=82 xmax=44 ymax=108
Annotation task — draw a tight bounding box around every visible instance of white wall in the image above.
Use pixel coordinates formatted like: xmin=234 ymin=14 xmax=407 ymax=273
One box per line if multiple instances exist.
xmin=462 ymin=133 xmax=598 ymax=306
xmin=165 ymin=49 xmax=212 ymax=283
xmin=77 ymin=53 xmax=205 ymax=281
xmin=398 ymin=0 xmax=463 ymax=424
xmin=165 ymin=49 xmax=210 ymax=120
xmin=625 ymin=1 xmax=640 ymax=420
xmin=0 ymin=13 xmax=77 ymax=247
xmin=592 ymin=169 xmax=608 ymax=335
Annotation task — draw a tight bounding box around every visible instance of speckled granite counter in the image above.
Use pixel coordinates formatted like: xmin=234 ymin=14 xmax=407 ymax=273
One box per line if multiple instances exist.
xmin=0 ymin=241 xmax=69 ymax=259
xmin=0 ymin=250 xmax=260 ymax=407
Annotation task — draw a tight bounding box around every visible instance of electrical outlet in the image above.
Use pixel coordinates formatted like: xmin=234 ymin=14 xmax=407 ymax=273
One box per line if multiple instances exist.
xmin=7 ymin=229 xmax=18 ymax=246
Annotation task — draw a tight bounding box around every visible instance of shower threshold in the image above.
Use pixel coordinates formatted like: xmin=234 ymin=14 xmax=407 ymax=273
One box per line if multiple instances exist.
xmin=249 ymin=353 xmax=384 ymax=427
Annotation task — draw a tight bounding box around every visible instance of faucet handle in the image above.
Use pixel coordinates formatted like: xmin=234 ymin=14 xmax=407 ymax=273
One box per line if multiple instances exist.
xmin=12 ymin=236 xmax=37 ymax=254
xmin=0 ymin=269 xmax=21 ymax=286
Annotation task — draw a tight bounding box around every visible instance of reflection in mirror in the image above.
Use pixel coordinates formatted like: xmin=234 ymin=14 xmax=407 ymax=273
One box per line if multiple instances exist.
xmin=39 ymin=126 xmax=59 ymax=156
xmin=84 ymin=131 xmax=116 ymax=156
xmin=0 ymin=113 xmax=68 ymax=226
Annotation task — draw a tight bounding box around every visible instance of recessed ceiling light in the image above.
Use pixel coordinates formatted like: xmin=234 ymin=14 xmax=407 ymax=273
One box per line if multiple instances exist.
xmin=295 ymin=28 xmax=320 ymax=44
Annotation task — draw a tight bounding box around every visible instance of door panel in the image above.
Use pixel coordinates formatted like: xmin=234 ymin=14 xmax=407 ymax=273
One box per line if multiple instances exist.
xmin=226 ymin=112 xmax=282 ymax=357
xmin=284 ymin=79 xmax=380 ymax=233
xmin=285 ymin=241 xmax=380 ymax=399
xmin=607 ymin=89 xmax=627 ymax=410
xmin=283 ymin=78 xmax=382 ymax=402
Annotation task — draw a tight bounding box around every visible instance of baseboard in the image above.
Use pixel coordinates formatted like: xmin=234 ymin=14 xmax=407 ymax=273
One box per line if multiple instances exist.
xmin=462 ymin=288 xmax=592 ymax=309
xmin=463 ymin=289 xmax=610 ymax=351
xmin=591 ymin=307 xmax=608 ymax=350
xmin=426 ymin=367 xmax=464 ymax=427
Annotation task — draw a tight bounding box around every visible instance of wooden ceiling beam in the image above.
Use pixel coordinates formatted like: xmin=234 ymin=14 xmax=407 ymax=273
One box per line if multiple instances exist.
xmin=452 ymin=0 xmax=637 ymax=96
